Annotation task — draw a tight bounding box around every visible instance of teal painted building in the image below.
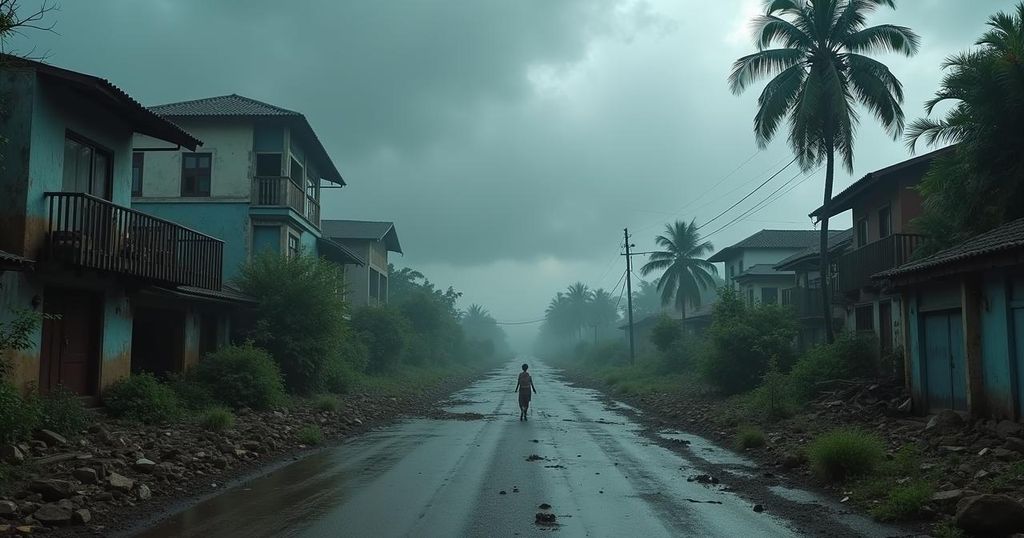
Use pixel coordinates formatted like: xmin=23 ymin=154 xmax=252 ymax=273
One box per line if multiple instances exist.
xmin=0 ymin=56 xmax=236 ymax=397
xmin=131 ymin=95 xmax=362 ymax=283
xmin=878 ymin=218 xmax=1024 ymax=420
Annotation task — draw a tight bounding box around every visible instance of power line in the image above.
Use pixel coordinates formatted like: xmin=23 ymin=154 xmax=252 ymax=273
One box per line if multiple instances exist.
xmin=695 ymin=157 xmax=799 ymax=232
xmin=702 ymin=166 xmax=821 ymax=240
xmin=495 ymin=317 xmax=547 ymax=326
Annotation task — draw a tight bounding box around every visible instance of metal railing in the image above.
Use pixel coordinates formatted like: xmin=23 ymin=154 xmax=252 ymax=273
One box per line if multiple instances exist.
xmin=44 ymin=192 xmax=223 ymax=290
xmin=782 ymin=286 xmax=825 ymax=319
xmin=251 ymin=176 xmax=320 ymax=228
xmin=837 ymin=233 xmax=924 ymax=294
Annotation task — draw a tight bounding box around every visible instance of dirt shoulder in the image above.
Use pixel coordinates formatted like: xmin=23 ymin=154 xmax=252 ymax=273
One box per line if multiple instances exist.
xmin=0 ymin=369 xmax=490 ymax=537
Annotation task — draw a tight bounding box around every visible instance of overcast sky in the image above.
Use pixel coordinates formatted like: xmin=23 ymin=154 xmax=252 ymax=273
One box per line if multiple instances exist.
xmin=13 ymin=0 xmax=1017 ymax=349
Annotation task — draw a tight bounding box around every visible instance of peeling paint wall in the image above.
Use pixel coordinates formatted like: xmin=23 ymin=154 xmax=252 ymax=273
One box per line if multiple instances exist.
xmin=99 ymin=288 xmax=133 ymax=390
xmin=0 ymin=271 xmax=43 ymax=391
xmin=0 ymin=69 xmax=35 ymax=255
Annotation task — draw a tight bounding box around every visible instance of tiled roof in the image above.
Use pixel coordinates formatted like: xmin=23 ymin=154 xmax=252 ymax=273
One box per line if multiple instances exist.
xmin=708 ymin=229 xmax=838 ymax=262
xmin=774 ymin=228 xmax=854 ymax=270
xmin=148 ymin=94 xmax=344 ymax=185
xmin=810 ymin=146 xmax=954 ymax=219
xmin=149 ymin=94 xmax=300 ymax=117
xmin=0 ymin=250 xmax=34 ymax=270
xmin=734 ymin=263 xmax=793 ymax=279
xmin=321 ymin=220 xmax=403 ymax=254
xmin=317 ymin=238 xmax=366 ymax=266
xmin=876 ymin=217 xmax=1024 ymax=280
xmin=1 ymin=54 xmax=200 ymax=150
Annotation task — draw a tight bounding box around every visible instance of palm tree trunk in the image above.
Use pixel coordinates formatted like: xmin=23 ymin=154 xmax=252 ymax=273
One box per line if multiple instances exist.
xmin=820 ymin=144 xmax=836 ymax=344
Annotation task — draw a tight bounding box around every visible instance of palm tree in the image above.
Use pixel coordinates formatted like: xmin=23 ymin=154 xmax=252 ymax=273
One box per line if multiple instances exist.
xmin=564 ymin=282 xmax=593 ymax=341
xmin=728 ymin=0 xmax=919 ymax=342
xmin=587 ymin=288 xmax=620 ymax=343
xmin=640 ymin=220 xmax=718 ymax=317
xmin=544 ymin=293 xmax=575 ymax=338
xmin=906 ymin=3 xmax=1024 ymax=253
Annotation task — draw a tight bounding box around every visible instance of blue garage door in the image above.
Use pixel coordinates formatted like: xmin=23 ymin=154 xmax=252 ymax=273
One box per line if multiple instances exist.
xmin=924 ymin=310 xmax=967 ymax=412
xmin=1012 ymin=278 xmax=1024 ymax=417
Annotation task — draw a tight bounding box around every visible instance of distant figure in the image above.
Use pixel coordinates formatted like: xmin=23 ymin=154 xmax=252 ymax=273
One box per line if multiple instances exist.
xmin=514 ymin=363 xmax=537 ymax=421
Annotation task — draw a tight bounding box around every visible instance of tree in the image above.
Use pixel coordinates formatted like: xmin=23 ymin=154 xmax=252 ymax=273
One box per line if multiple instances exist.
xmin=906 ymin=2 xmax=1024 ymax=254
xmin=628 ymin=279 xmax=663 ymax=319
xmin=586 ymin=289 xmax=620 ymax=343
xmin=729 ymin=0 xmax=919 ymax=343
xmin=564 ymin=282 xmax=592 ymax=341
xmin=639 ymin=220 xmax=718 ymax=317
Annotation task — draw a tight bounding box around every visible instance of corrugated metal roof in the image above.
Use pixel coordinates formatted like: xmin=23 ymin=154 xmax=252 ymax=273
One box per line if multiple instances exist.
xmin=148 ymin=94 xmax=344 ymax=185
xmin=876 ymin=217 xmax=1024 ymax=279
xmin=708 ymin=229 xmax=837 ymax=262
xmin=321 ymin=220 xmax=403 ymax=254
xmin=734 ymin=263 xmax=793 ymax=279
xmin=1 ymin=54 xmax=201 ymax=150
xmin=149 ymin=94 xmax=300 ymax=117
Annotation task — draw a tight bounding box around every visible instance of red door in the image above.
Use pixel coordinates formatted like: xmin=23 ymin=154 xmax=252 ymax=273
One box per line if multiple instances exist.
xmin=40 ymin=289 xmax=100 ymax=395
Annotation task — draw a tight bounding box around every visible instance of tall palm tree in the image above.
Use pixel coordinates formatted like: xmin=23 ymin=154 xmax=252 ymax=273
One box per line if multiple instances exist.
xmin=544 ymin=293 xmax=574 ymax=338
xmin=564 ymin=282 xmax=593 ymax=341
xmin=587 ymin=288 xmax=620 ymax=343
xmin=728 ymin=0 xmax=919 ymax=342
xmin=640 ymin=220 xmax=718 ymax=317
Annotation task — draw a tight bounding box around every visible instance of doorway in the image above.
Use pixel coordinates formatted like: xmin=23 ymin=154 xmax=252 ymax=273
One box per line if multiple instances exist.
xmin=131 ymin=307 xmax=185 ymax=378
xmin=923 ymin=309 xmax=967 ymax=412
xmin=40 ymin=289 xmax=101 ymax=395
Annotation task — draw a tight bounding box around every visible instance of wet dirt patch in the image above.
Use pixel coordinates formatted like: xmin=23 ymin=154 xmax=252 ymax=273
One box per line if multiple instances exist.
xmin=418 ymin=410 xmax=486 ymax=421
xmin=526 ymin=454 xmax=546 ymax=462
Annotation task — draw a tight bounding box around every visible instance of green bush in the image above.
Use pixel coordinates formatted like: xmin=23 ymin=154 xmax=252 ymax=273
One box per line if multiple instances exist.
xmin=0 ymin=382 xmax=40 ymax=444
xmin=650 ymin=315 xmax=683 ymax=353
xmin=1 ymin=309 xmax=45 ymax=380
xmin=583 ymin=341 xmax=629 ymax=366
xmin=324 ymin=356 xmax=361 ymax=394
xmin=350 ymin=306 xmax=409 ymax=372
xmin=198 ymin=407 xmax=235 ymax=432
xmin=193 ymin=344 xmax=285 ymax=410
xmin=808 ymin=428 xmax=885 ymax=482
xmin=870 ymin=481 xmax=934 ymax=521
xmin=789 ymin=332 xmax=878 ymax=401
xmin=236 ymin=252 xmax=356 ymax=394
xmin=747 ymin=357 xmax=797 ymax=421
xmin=296 ymin=424 xmax=323 ymax=445
xmin=699 ymin=287 xmax=798 ymax=395
xmin=38 ymin=386 xmax=88 ymax=436
xmin=735 ymin=425 xmax=766 ymax=450
xmin=103 ymin=373 xmax=181 ymax=424
xmin=312 ymin=394 xmax=339 ymax=413
xmin=166 ymin=374 xmax=217 ymax=411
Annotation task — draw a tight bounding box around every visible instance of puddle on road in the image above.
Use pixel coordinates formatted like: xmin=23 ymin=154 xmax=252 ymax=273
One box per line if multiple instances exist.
xmin=657 ymin=431 xmax=758 ymax=468
xmin=607 ymin=400 xmax=643 ymax=414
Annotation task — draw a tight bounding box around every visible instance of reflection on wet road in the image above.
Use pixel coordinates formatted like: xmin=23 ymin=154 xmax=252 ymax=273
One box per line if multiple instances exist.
xmin=133 ymin=362 xmax=901 ymax=537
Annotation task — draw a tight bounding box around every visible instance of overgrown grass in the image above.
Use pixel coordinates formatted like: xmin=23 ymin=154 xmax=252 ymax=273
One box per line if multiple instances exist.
xmin=735 ymin=425 xmax=766 ymax=450
xmin=808 ymin=428 xmax=885 ymax=482
xmin=312 ymin=394 xmax=339 ymax=413
xmin=198 ymin=407 xmax=235 ymax=432
xmin=296 ymin=424 xmax=323 ymax=445
xmin=869 ymin=481 xmax=934 ymax=521
xmin=103 ymin=373 xmax=181 ymax=424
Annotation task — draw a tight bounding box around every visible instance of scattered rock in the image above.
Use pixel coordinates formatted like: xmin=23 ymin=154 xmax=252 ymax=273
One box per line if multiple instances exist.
xmin=997 ymin=420 xmax=1024 ymax=439
xmin=927 ymin=410 xmax=965 ymax=432
xmin=28 ymin=479 xmax=72 ymax=502
xmin=994 ymin=448 xmax=1020 ymax=461
xmin=688 ymin=474 xmax=719 ymax=485
xmin=499 ymin=490 xmax=507 ymax=495
xmin=72 ymin=467 xmax=98 ymax=484
xmin=33 ymin=429 xmax=68 ymax=447
xmin=1005 ymin=437 xmax=1024 ymax=455
xmin=0 ymin=500 xmax=17 ymax=516
xmin=753 ymin=504 xmax=765 ymax=513
xmin=538 ymin=503 xmax=551 ymax=510
xmin=0 ymin=445 xmax=25 ymax=464
xmin=535 ymin=512 xmax=557 ymax=525
xmin=526 ymin=454 xmax=544 ymax=462
xmin=896 ymin=398 xmax=912 ymax=413
xmin=107 ymin=472 xmax=135 ymax=492
xmin=134 ymin=458 xmax=157 ymax=473
xmin=134 ymin=483 xmax=152 ymax=500
xmin=932 ymin=489 xmax=965 ymax=509
xmin=72 ymin=508 xmax=91 ymax=525
xmin=781 ymin=452 xmax=805 ymax=469
xmin=32 ymin=503 xmax=72 ymax=526
xmin=955 ymin=494 xmax=1024 ymax=536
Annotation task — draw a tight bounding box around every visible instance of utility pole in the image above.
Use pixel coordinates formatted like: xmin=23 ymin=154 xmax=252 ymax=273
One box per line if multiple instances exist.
xmin=623 ymin=228 xmax=636 ymax=365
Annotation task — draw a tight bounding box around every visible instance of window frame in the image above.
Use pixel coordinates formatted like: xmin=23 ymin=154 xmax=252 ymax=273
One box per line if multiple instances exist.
xmin=761 ymin=287 xmax=778 ymax=305
xmin=180 ymin=152 xmax=213 ymax=197
xmin=878 ymin=205 xmax=892 ymax=239
xmin=63 ymin=131 xmax=114 ymax=200
xmin=856 ymin=217 xmax=869 ymax=247
xmin=287 ymin=233 xmax=300 ymax=258
xmin=131 ymin=152 xmax=144 ymax=197
xmin=255 ymin=152 xmax=283 ymax=177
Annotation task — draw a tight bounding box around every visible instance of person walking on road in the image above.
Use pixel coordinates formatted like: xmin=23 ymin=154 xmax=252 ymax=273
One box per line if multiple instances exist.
xmin=514 ymin=363 xmax=537 ymax=421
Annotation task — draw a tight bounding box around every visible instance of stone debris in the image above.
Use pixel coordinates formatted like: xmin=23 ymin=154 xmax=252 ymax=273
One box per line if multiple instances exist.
xmin=535 ymin=512 xmax=557 ymax=525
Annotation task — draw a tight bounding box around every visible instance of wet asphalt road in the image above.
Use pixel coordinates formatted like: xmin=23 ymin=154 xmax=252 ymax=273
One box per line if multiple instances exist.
xmin=134 ymin=362 xmax=905 ymax=538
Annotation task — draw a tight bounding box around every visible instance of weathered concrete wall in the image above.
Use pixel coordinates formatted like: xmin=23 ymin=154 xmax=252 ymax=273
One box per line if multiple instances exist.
xmin=136 ymin=119 xmax=253 ymax=199
xmin=99 ymin=288 xmax=133 ymax=391
xmin=0 ymin=271 xmax=43 ymax=391
xmin=0 ymin=69 xmax=35 ymax=256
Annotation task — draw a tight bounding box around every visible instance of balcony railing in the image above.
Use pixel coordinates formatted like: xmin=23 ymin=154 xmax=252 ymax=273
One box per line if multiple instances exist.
xmin=44 ymin=192 xmax=223 ymax=290
xmin=251 ymin=176 xmax=320 ymax=228
xmin=782 ymin=286 xmax=826 ymax=318
xmin=837 ymin=233 xmax=924 ymax=294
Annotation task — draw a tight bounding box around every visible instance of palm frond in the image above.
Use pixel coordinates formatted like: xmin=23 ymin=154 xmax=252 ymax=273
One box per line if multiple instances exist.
xmin=754 ymin=63 xmax=806 ymax=147
xmin=754 ymin=15 xmax=812 ymax=49
xmin=843 ymin=24 xmax=920 ymax=56
xmin=729 ymin=48 xmax=805 ymax=95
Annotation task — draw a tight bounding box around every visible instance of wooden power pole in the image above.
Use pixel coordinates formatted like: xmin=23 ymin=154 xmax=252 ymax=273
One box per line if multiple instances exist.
xmin=623 ymin=228 xmax=636 ymax=365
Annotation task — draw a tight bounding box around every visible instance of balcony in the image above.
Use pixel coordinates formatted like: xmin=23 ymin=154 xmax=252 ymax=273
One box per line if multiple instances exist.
xmin=251 ymin=176 xmax=320 ymax=228
xmin=44 ymin=192 xmax=223 ymax=290
xmin=836 ymin=233 xmax=924 ymax=294
xmin=782 ymin=286 xmax=825 ymax=319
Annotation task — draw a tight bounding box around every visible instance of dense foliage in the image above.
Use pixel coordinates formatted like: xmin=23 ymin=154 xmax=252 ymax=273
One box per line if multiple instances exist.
xmin=192 ymin=344 xmax=286 ymax=410
xmin=0 ymin=308 xmax=45 ymax=379
xmin=103 ymin=373 xmax=181 ymax=424
xmin=640 ymin=220 xmax=718 ymax=315
xmin=349 ymin=306 xmax=409 ymax=372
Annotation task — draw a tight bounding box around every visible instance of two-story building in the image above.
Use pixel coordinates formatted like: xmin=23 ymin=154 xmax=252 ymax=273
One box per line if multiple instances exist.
xmin=132 ymin=94 xmax=364 ymax=283
xmin=708 ymin=229 xmax=834 ymax=305
xmin=810 ymin=147 xmax=952 ymax=358
xmin=321 ymin=220 xmax=402 ymax=307
xmin=774 ymin=229 xmax=853 ymax=349
xmin=0 ymin=57 xmax=235 ymax=396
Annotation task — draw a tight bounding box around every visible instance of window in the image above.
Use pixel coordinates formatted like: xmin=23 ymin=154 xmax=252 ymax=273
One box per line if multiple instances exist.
xmin=856 ymin=218 xmax=868 ymax=247
xmin=287 ymin=234 xmax=299 ymax=258
xmin=290 ymin=157 xmax=304 ymax=187
xmin=761 ymin=287 xmax=778 ymax=305
xmin=369 ymin=269 xmax=381 ymax=300
xmin=738 ymin=259 xmax=744 ymax=274
xmin=62 ymin=133 xmax=112 ymax=199
xmin=181 ymin=152 xmax=212 ymax=197
xmin=747 ymin=288 xmax=754 ymax=303
xmin=131 ymin=152 xmax=144 ymax=196
xmin=855 ymin=305 xmax=874 ymax=332
xmin=878 ymin=206 xmax=892 ymax=239
xmin=256 ymin=153 xmax=282 ymax=176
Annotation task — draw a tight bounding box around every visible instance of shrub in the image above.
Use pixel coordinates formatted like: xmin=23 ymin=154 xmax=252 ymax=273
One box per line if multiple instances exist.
xmin=658 ymin=334 xmax=702 ymax=373
xmin=747 ymin=357 xmax=797 ymax=421
xmin=699 ymin=288 xmax=798 ymax=394
xmin=0 ymin=382 xmax=40 ymax=443
xmin=735 ymin=425 xmax=766 ymax=450
xmin=236 ymin=252 xmax=353 ymax=394
xmin=166 ymin=374 xmax=217 ymax=411
xmin=198 ymin=407 xmax=235 ymax=432
xmin=583 ymin=341 xmax=628 ymax=367
xmin=789 ymin=332 xmax=879 ymax=401
xmin=870 ymin=481 xmax=934 ymax=521
xmin=38 ymin=386 xmax=88 ymax=436
xmin=349 ymin=306 xmax=409 ymax=372
xmin=324 ymin=357 xmax=361 ymax=394
xmin=0 ymin=309 xmax=45 ymax=380
xmin=193 ymin=344 xmax=285 ymax=410
xmin=312 ymin=394 xmax=339 ymax=413
xmin=296 ymin=424 xmax=323 ymax=445
xmin=103 ymin=373 xmax=181 ymax=424
xmin=808 ymin=428 xmax=885 ymax=482
xmin=650 ymin=315 xmax=683 ymax=353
